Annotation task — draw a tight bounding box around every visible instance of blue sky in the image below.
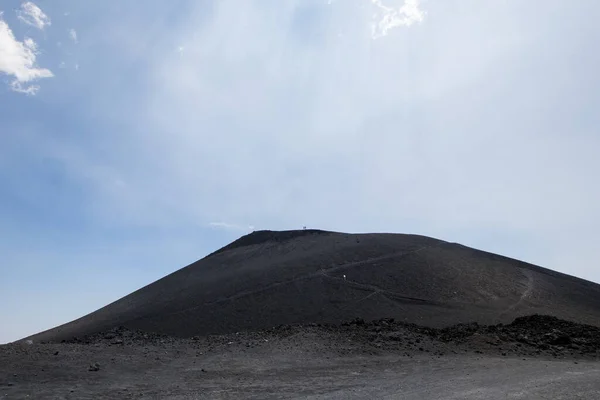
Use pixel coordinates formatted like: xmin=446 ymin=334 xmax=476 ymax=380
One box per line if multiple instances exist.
xmin=1 ymin=0 xmax=599 ymax=343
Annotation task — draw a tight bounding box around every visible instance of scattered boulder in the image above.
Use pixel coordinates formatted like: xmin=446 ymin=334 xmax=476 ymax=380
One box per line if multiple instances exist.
xmin=550 ymin=334 xmax=572 ymax=346
xmin=44 ymin=314 xmax=600 ymax=362
xmin=88 ymin=363 xmax=100 ymax=372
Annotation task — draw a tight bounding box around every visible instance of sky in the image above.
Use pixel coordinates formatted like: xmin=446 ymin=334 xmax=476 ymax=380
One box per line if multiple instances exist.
xmin=1 ymin=0 xmax=599 ymax=343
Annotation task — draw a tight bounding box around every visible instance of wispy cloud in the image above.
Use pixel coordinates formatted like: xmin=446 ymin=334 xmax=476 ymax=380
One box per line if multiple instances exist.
xmin=209 ymin=222 xmax=255 ymax=232
xmin=371 ymin=0 xmax=425 ymax=39
xmin=69 ymin=28 xmax=78 ymax=43
xmin=17 ymin=2 xmax=51 ymax=30
xmin=0 ymin=15 xmax=53 ymax=95
xmin=14 ymin=0 xmax=600 ymax=286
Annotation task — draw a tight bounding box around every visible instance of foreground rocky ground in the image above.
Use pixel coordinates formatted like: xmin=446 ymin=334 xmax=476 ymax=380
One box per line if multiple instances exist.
xmin=2 ymin=315 xmax=600 ymax=399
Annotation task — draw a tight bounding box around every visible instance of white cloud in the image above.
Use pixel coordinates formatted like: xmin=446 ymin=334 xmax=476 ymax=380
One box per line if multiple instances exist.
xmin=371 ymin=0 xmax=425 ymax=38
xmin=10 ymin=80 xmax=40 ymax=94
xmin=17 ymin=2 xmax=51 ymax=30
xmin=69 ymin=28 xmax=78 ymax=43
xmin=0 ymin=17 xmax=53 ymax=94
xmin=37 ymin=0 xmax=600 ymax=285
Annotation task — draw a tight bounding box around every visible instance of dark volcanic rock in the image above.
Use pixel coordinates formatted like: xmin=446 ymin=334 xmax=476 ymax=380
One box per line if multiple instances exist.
xmin=421 ymin=315 xmax=600 ymax=357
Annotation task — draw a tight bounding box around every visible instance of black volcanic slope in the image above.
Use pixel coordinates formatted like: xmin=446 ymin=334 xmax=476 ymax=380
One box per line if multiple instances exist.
xmin=27 ymin=230 xmax=600 ymax=342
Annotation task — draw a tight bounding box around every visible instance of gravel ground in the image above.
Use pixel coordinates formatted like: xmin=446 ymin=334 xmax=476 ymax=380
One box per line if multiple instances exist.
xmin=3 ymin=316 xmax=600 ymax=399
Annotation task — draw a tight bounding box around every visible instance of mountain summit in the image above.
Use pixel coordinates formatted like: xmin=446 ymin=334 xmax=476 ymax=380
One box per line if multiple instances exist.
xmin=26 ymin=230 xmax=600 ymax=342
